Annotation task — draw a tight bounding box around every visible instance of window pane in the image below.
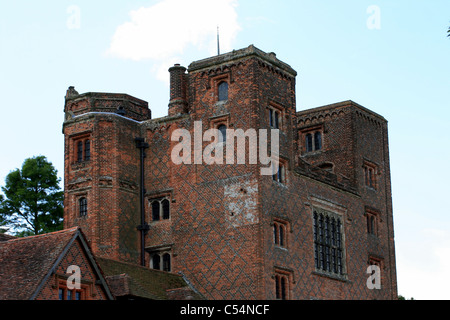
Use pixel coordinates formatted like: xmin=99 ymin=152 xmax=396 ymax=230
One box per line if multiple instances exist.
xmin=274 ymin=111 xmax=279 ymax=129
xmin=163 ymin=253 xmax=171 ymax=272
xmin=152 ymin=254 xmax=161 ymax=270
xmin=152 ymin=201 xmax=160 ymax=221
xmin=313 ymin=212 xmax=318 ymax=242
xmin=281 ymin=277 xmax=287 ymax=300
xmin=273 ymin=224 xmax=278 ymax=245
xmin=275 ymin=275 xmax=280 ymax=299
xmin=59 ymin=288 xmax=64 ymax=300
xmin=279 ymin=225 xmax=284 ymax=247
xmin=79 ymin=198 xmax=87 ymax=217
xmin=67 ymin=290 xmax=73 ymax=300
xmin=369 ymin=168 xmax=374 ymax=187
xmin=269 ymin=109 xmax=273 ymax=127
xmin=162 ymin=199 xmax=170 ymax=220
xmin=77 ymin=141 xmax=83 ymax=162
xmin=218 ymin=81 xmax=228 ymax=101
xmin=314 ymin=132 xmax=322 ymax=150
xmin=218 ymin=125 xmax=227 ymax=143
xmin=84 ymin=140 xmax=91 ymax=161
xmin=75 ymin=291 xmax=82 ymax=300
xmin=305 ymin=134 xmax=313 ymax=152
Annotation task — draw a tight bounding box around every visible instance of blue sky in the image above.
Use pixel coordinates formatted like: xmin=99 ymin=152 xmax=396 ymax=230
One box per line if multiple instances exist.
xmin=1 ymin=0 xmax=449 ymax=300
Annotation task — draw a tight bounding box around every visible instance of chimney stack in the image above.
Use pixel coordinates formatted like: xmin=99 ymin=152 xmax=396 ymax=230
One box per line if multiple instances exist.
xmin=168 ymin=64 xmax=188 ymax=116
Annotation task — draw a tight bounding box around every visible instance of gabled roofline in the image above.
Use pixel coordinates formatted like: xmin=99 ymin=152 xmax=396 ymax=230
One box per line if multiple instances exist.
xmin=30 ymin=227 xmax=114 ymax=300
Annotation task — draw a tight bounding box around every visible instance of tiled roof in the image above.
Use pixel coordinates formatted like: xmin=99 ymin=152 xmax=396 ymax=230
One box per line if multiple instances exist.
xmin=0 ymin=233 xmax=16 ymax=242
xmin=97 ymin=257 xmax=203 ymax=300
xmin=0 ymin=227 xmax=80 ymax=300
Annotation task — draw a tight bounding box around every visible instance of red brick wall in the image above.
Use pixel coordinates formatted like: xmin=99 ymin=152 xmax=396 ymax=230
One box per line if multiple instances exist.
xmin=62 ymin=46 xmax=397 ymax=300
xmin=63 ymin=96 xmax=145 ymax=265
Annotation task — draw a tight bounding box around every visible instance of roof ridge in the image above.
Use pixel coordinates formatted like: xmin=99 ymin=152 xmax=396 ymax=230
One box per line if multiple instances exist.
xmin=4 ymin=227 xmax=79 ymax=243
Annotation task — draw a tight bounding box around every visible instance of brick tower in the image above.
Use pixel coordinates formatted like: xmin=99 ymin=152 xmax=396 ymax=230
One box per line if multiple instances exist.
xmin=63 ymin=45 xmax=397 ymax=300
xmin=63 ymin=88 xmax=151 ymax=263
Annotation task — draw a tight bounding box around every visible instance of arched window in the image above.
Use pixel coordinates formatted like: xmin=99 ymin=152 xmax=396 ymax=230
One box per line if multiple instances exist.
xmin=162 ymin=199 xmax=170 ymax=220
xmin=273 ymin=220 xmax=288 ymax=247
xmin=162 ymin=253 xmax=171 ymax=272
xmin=84 ymin=140 xmax=91 ymax=161
xmin=275 ymin=274 xmax=289 ymax=300
xmin=305 ymin=131 xmax=323 ymax=153
xmin=79 ymin=197 xmax=87 ymax=217
xmin=218 ymin=81 xmax=228 ymax=101
xmin=314 ymin=131 xmax=322 ymax=151
xmin=152 ymin=201 xmax=160 ymax=221
xmin=218 ymin=124 xmax=227 ymax=143
xmin=305 ymin=133 xmax=313 ymax=152
xmin=150 ymin=198 xmax=171 ymax=221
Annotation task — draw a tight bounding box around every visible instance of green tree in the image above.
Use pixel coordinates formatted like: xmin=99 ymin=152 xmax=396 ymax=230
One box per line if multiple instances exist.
xmin=0 ymin=156 xmax=63 ymax=236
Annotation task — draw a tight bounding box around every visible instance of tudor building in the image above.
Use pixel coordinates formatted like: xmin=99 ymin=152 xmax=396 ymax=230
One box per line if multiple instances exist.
xmin=62 ymin=45 xmax=397 ymax=300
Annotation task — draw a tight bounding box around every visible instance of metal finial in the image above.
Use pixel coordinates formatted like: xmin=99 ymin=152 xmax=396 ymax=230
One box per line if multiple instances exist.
xmin=217 ymin=26 xmax=220 ymax=55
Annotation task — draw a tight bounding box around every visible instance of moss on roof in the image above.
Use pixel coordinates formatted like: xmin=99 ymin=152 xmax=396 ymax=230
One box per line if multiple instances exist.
xmin=97 ymin=257 xmax=200 ymax=300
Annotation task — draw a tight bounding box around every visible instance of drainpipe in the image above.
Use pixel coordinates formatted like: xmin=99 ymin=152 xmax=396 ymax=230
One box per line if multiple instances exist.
xmin=135 ymin=137 xmax=149 ymax=267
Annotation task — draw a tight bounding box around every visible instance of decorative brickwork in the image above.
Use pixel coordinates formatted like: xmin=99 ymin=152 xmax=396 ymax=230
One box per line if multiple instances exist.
xmin=63 ymin=45 xmax=397 ymax=300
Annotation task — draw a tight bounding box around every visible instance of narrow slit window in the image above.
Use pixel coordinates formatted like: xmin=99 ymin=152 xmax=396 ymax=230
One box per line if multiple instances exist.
xmin=279 ymin=225 xmax=285 ymax=247
xmin=84 ymin=140 xmax=91 ymax=161
xmin=314 ymin=132 xmax=322 ymax=151
xmin=305 ymin=133 xmax=313 ymax=152
xmin=273 ymin=224 xmax=278 ymax=245
xmin=77 ymin=141 xmax=83 ymax=162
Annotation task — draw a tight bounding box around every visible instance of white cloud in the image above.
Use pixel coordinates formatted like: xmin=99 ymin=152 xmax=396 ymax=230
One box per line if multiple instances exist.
xmin=107 ymin=0 xmax=240 ymax=68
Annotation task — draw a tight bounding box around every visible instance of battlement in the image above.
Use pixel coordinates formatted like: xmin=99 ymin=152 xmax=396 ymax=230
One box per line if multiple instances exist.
xmin=188 ymin=44 xmax=297 ymax=77
xmin=64 ymin=89 xmax=151 ymax=122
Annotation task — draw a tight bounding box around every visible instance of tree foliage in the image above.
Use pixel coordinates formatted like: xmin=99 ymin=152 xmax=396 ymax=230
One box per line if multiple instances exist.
xmin=0 ymin=156 xmax=63 ymax=236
